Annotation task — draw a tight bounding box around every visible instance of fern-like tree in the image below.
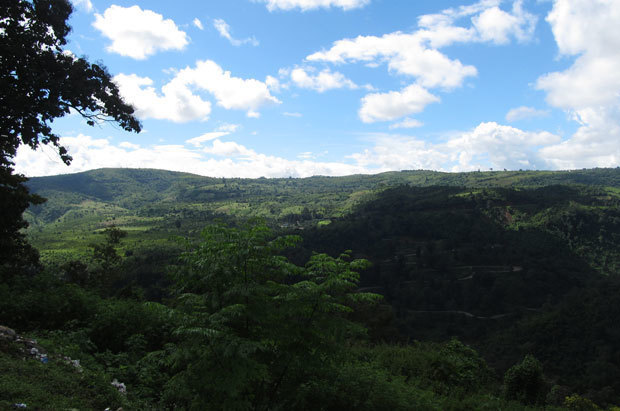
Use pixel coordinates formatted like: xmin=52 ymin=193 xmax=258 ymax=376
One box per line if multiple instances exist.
xmin=164 ymin=221 xmax=379 ymax=410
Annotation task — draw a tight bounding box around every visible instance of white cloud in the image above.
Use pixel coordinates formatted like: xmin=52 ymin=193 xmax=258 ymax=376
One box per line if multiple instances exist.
xmin=283 ymin=112 xmax=303 ymax=117
xmin=213 ymin=18 xmax=259 ymax=46
xmin=204 ymin=139 xmax=256 ymax=157
xmin=348 ymin=136 xmax=448 ymax=171
xmin=113 ymin=73 xmax=212 ymax=122
xmin=505 ymin=106 xmax=549 ymax=122
xmin=443 ymin=122 xmax=560 ymax=171
xmin=307 ymin=0 xmax=537 ymax=122
xmin=119 ymin=142 xmax=140 ymax=150
xmin=307 ymin=32 xmax=478 ymax=90
xmin=186 ymin=132 xmax=232 ymax=147
xmin=177 ymin=60 xmax=280 ymax=115
xmin=536 ymin=0 xmax=620 ymax=110
xmin=93 ymin=5 xmax=188 ymax=60
xmin=350 ymin=122 xmax=561 ymax=172
xmin=472 ymin=0 xmax=537 ymax=44
xmin=71 ymin=0 xmax=93 ymax=13
xmin=114 ymin=60 xmax=280 ymax=121
xmin=193 ymin=18 xmax=204 ymax=30
xmin=538 ymin=107 xmax=620 ymax=169
xmin=185 ymin=124 xmax=241 ymax=147
xmin=359 ymin=84 xmax=439 ymax=123
xmin=307 ymin=0 xmax=535 ymax=88
xmin=389 ymin=118 xmax=424 ymax=129
xmin=14 ymin=135 xmax=365 ymax=178
xmin=256 ymin=0 xmax=370 ymax=12
xmin=14 ymin=135 xmax=204 ymax=177
xmin=16 ymin=121 xmax=600 ymax=179
xmin=265 ymin=75 xmax=282 ymax=92
xmin=289 ymin=67 xmax=363 ymax=92
xmin=535 ymin=0 xmax=620 ymax=168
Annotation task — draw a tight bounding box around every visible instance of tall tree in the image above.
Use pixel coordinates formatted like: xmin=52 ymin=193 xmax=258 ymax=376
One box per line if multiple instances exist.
xmin=164 ymin=221 xmax=379 ymax=409
xmin=0 ymin=0 xmax=141 ymax=275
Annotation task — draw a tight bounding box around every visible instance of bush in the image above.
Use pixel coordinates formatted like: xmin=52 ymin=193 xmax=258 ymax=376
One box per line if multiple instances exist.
xmin=504 ymin=355 xmax=546 ymax=405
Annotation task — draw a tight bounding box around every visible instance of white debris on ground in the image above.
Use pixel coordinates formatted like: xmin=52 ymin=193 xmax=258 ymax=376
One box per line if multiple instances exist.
xmin=111 ymin=378 xmax=127 ymax=395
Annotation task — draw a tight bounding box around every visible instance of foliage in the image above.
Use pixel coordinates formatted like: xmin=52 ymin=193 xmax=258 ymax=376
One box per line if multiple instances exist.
xmin=0 ymin=339 xmax=125 ymax=410
xmin=6 ymin=167 xmax=620 ymax=408
xmin=504 ymin=355 xmax=547 ymax=405
xmin=163 ymin=220 xmax=379 ymax=409
xmin=564 ymin=394 xmax=601 ymax=410
xmin=363 ymin=340 xmax=494 ymax=396
xmin=0 ymin=168 xmax=44 ymax=281
xmin=0 ymin=0 xmax=140 ymax=289
xmin=0 ymin=0 xmax=140 ymax=166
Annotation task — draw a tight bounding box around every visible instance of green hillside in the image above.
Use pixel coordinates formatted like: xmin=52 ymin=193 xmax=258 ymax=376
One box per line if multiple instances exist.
xmin=8 ymin=167 xmax=620 ymax=408
xmin=24 ymin=167 xmax=620 ymax=260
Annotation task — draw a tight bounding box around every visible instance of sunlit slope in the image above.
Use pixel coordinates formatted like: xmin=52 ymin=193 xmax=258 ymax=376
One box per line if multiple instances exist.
xmin=24 ymin=167 xmax=620 ymax=260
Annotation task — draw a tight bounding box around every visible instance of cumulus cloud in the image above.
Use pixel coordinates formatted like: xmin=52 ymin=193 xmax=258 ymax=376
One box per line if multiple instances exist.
xmin=307 ymin=0 xmax=537 ymax=122
xmin=350 ymin=122 xmax=560 ymax=172
xmin=113 ymin=73 xmax=212 ymax=122
xmin=443 ymin=122 xmax=560 ymax=171
xmin=289 ymin=67 xmax=364 ymax=92
xmin=307 ymin=32 xmax=477 ymax=90
xmin=193 ymin=18 xmax=204 ymax=30
xmin=307 ymin=0 xmax=535 ymax=86
xmin=93 ymin=5 xmax=188 ymax=60
xmin=256 ymin=0 xmax=370 ymax=12
xmin=505 ymin=106 xmax=549 ymax=122
xmin=538 ymin=107 xmax=620 ymax=169
xmin=13 ymin=121 xmax=580 ymax=179
xmin=472 ymin=0 xmax=537 ymax=44
xmin=213 ymin=19 xmax=259 ymax=46
xmin=14 ymin=135 xmax=365 ymax=178
xmin=14 ymin=135 xmax=203 ymax=177
xmin=177 ymin=60 xmax=280 ymax=116
xmin=359 ymin=84 xmax=439 ymax=123
xmin=535 ymin=0 xmax=620 ymax=168
xmin=114 ymin=60 xmax=280 ymax=122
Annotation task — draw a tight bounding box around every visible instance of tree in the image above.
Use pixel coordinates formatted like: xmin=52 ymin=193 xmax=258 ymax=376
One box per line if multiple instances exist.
xmin=163 ymin=220 xmax=379 ymax=409
xmin=0 ymin=0 xmax=141 ymax=274
xmin=504 ymin=355 xmax=547 ymax=405
xmin=0 ymin=0 xmax=141 ymax=166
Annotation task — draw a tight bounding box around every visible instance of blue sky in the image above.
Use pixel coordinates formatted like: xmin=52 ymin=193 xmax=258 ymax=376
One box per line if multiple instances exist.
xmin=14 ymin=0 xmax=620 ymax=177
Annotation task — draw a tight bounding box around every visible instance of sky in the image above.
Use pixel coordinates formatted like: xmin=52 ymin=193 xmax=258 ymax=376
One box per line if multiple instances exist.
xmin=13 ymin=0 xmax=620 ymax=178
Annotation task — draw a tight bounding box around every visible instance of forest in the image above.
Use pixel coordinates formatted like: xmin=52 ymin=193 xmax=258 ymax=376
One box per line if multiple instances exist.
xmin=2 ymin=1 xmax=620 ymax=409
xmin=2 ymin=167 xmax=620 ymax=409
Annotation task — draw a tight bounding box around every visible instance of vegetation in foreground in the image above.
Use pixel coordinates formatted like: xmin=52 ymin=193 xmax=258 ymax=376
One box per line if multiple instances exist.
xmin=4 ymin=167 xmax=619 ymax=409
xmin=3 ymin=220 xmax=596 ymax=410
